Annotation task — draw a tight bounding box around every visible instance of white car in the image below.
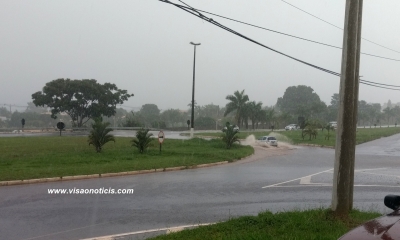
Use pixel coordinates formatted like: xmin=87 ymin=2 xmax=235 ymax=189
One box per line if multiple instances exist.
xmin=285 ymin=124 xmax=299 ymax=131
xmin=329 ymin=121 xmax=337 ymax=129
xmin=258 ymin=136 xmax=278 ymax=146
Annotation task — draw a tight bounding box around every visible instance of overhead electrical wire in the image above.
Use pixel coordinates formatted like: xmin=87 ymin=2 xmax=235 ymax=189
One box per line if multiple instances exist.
xmin=160 ymin=0 xmax=400 ymax=91
xmin=185 ymin=6 xmax=400 ymax=62
xmin=280 ymin=0 xmax=400 ymax=54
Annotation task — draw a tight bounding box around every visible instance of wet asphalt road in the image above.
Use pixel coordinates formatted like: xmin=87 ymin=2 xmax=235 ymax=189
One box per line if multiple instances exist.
xmin=1 ymin=133 xmax=400 ymax=240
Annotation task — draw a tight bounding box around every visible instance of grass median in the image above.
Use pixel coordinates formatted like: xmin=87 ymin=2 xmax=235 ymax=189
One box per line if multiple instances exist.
xmin=279 ymin=127 xmax=400 ymax=147
xmin=0 ymin=137 xmax=253 ymax=181
xmin=188 ymin=127 xmax=400 ymax=147
xmin=150 ymin=209 xmax=380 ymax=240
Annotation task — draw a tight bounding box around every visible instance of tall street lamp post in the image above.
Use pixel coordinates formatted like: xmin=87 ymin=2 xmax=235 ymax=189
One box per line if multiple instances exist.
xmin=190 ymin=42 xmax=200 ymax=138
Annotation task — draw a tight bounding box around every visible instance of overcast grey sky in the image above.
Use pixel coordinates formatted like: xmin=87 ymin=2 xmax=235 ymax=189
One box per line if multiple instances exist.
xmin=1 ymin=0 xmax=400 ymax=112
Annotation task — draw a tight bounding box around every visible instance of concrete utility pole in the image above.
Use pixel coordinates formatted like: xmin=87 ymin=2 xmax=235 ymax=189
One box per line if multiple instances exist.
xmin=332 ymin=0 xmax=363 ymax=216
xmin=189 ymin=42 xmax=200 ymax=138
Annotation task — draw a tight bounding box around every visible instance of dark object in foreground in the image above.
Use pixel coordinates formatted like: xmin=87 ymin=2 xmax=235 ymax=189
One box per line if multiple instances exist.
xmin=339 ymin=195 xmax=400 ymax=239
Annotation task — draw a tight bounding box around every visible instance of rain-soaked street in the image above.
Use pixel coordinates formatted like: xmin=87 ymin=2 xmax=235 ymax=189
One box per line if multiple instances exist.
xmin=1 ymin=133 xmax=400 ymax=240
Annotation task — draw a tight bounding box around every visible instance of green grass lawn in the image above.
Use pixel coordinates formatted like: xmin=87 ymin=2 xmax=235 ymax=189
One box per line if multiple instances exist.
xmin=149 ymin=209 xmax=380 ymax=240
xmin=279 ymin=127 xmax=400 ymax=147
xmin=0 ymin=137 xmax=253 ymax=181
xmin=189 ymin=127 xmax=400 ymax=147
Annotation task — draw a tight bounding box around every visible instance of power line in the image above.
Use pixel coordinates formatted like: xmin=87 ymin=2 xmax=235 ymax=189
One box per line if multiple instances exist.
xmin=360 ymin=81 xmax=400 ymax=91
xmin=360 ymin=79 xmax=400 ymax=88
xmin=279 ymin=0 xmax=400 ymax=54
xmin=160 ymin=0 xmax=400 ymax=91
xmin=185 ymin=5 xmax=400 ymax=62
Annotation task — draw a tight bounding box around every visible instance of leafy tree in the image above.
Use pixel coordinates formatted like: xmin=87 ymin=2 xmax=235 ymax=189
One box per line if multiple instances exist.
xmin=25 ymin=102 xmax=47 ymax=114
xmin=393 ymin=106 xmax=400 ymax=124
xmin=357 ymin=100 xmax=369 ymax=127
xmin=383 ymin=107 xmax=394 ymax=126
xmin=187 ymin=101 xmax=201 ymax=119
xmin=330 ymin=93 xmax=340 ymax=108
xmin=221 ymin=123 xmax=240 ymax=149
xmin=123 ymin=111 xmax=144 ymax=127
xmin=0 ymin=107 xmax=11 ymax=118
xmin=131 ymin=128 xmax=154 ymax=153
xmin=265 ymin=107 xmax=276 ymax=129
xmin=160 ymin=109 xmax=186 ymax=127
xmin=276 ymin=85 xmax=326 ymax=118
xmin=139 ymin=104 xmax=160 ymax=127
xmin=324 ymin=124 xmax=334 ymax=140
xmin=0 ymin=119 xmax=6 ymax=128
xmin=277 ymin=111 xmax=292 ymax=129
xmin=198 ymin=104 xmax=221 ymax=119
xmin=246 ymin=101 xmax=263 ymax=130
xmin=224 ymin=90 xmax=249 ymax=127
xmin=87 ymin=118 xmax=115 ymax=153
xmin=365 ymin=103 xmax=381 ymax=127
xmin=187 ymin=100 xmax=198 ymax=108
xmin=9 ymin=111 xmax=61 ymax=128
xmin=151 ymin=121 xmax=166 ymax=129
xmin=195 ymin=116 xmax=215 ymax=129
xmin=32 ymin=79 xmax=133 ymax=127
xmin=301 ymin=120 xmax=319 ymax=140
xmin=101 ymin=107 xmax=129 ymax=127
xmin=256 ymin=109 xmax=267 ymax=129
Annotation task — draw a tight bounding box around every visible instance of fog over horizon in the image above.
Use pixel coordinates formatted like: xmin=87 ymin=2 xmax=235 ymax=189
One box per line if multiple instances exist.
xmin=1 ymin=0 xmax=400 ymax=112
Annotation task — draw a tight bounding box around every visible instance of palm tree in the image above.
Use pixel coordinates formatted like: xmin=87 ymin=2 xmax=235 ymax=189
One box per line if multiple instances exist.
xmin=87 ymin=118 xmax=115 ymax=153
xmin=265 ymin=107 xmax=276 ymax=129
xmin=224 ymin=90 xmax=249 ymax=127
xmin=257 ymin=109 xmax=267 ymax=129
xmin=131 ymin=128 xmax=154 ymax=153
xmin=247 ymin=101 xmax=263 ymax=130
xmin=221 ymin=123 xmax=240 ymax=149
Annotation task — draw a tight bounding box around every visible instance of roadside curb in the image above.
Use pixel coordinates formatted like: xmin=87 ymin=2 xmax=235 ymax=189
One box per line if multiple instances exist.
xmin=0 ymin=151 xmax=254 ymax=187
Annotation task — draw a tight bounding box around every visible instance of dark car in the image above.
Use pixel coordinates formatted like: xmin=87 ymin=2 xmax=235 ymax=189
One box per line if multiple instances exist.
xmin=339 ymin=195 xmax=400 ymax=239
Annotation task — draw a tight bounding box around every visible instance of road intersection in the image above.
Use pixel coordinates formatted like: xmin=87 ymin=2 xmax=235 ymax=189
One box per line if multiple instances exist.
xmin=1 ymin=133 xmax=400 ymax=240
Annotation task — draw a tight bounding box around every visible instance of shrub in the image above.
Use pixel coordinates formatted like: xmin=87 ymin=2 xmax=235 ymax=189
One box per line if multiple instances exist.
xmin=302 ymin=120 xmax=319 ymax=140
xmin=131 ymin=128 xmax=154 ymax=153
xmin=222 ymin=123 xmax=240 ymax=149
xmin=87 ymin=119 xmax=115 ymax=152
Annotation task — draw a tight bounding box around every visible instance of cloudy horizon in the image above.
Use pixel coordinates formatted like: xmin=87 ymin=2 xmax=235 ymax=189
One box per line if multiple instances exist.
xmin=1 ymin=0 xmax=400 ymax=112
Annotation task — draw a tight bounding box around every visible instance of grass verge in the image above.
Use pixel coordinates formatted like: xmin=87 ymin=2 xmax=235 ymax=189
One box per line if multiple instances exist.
xmin=149 ymin=209 xmax=380 ymax=240
xmin=188 ymin=127 xmax=400 ymax=147
xmin=279 ymin=127 xmax=400 ymax=147
xmin=0 ymin=137 xmax=253 ymax=181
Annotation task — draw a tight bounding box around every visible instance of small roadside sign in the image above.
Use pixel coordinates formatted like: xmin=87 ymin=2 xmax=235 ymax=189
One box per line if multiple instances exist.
xmin=158 ymin=131 xmax=165 ymax=144
xmin=57 ymin=122 xmax=65 ymax=136
xmin=158 ymin=131 xmax=165 ymax=153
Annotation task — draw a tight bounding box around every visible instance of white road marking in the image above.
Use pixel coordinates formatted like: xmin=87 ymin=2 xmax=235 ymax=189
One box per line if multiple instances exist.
xmin=80 ymin=223 xmax=214 ymax=240
xmin=262 ymin=167 xmax=399 ymax=189
xmin=299 ymin=175 xmax=311 ymax=184
xmin=262 ymin=169 xmax=333 ymax=188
